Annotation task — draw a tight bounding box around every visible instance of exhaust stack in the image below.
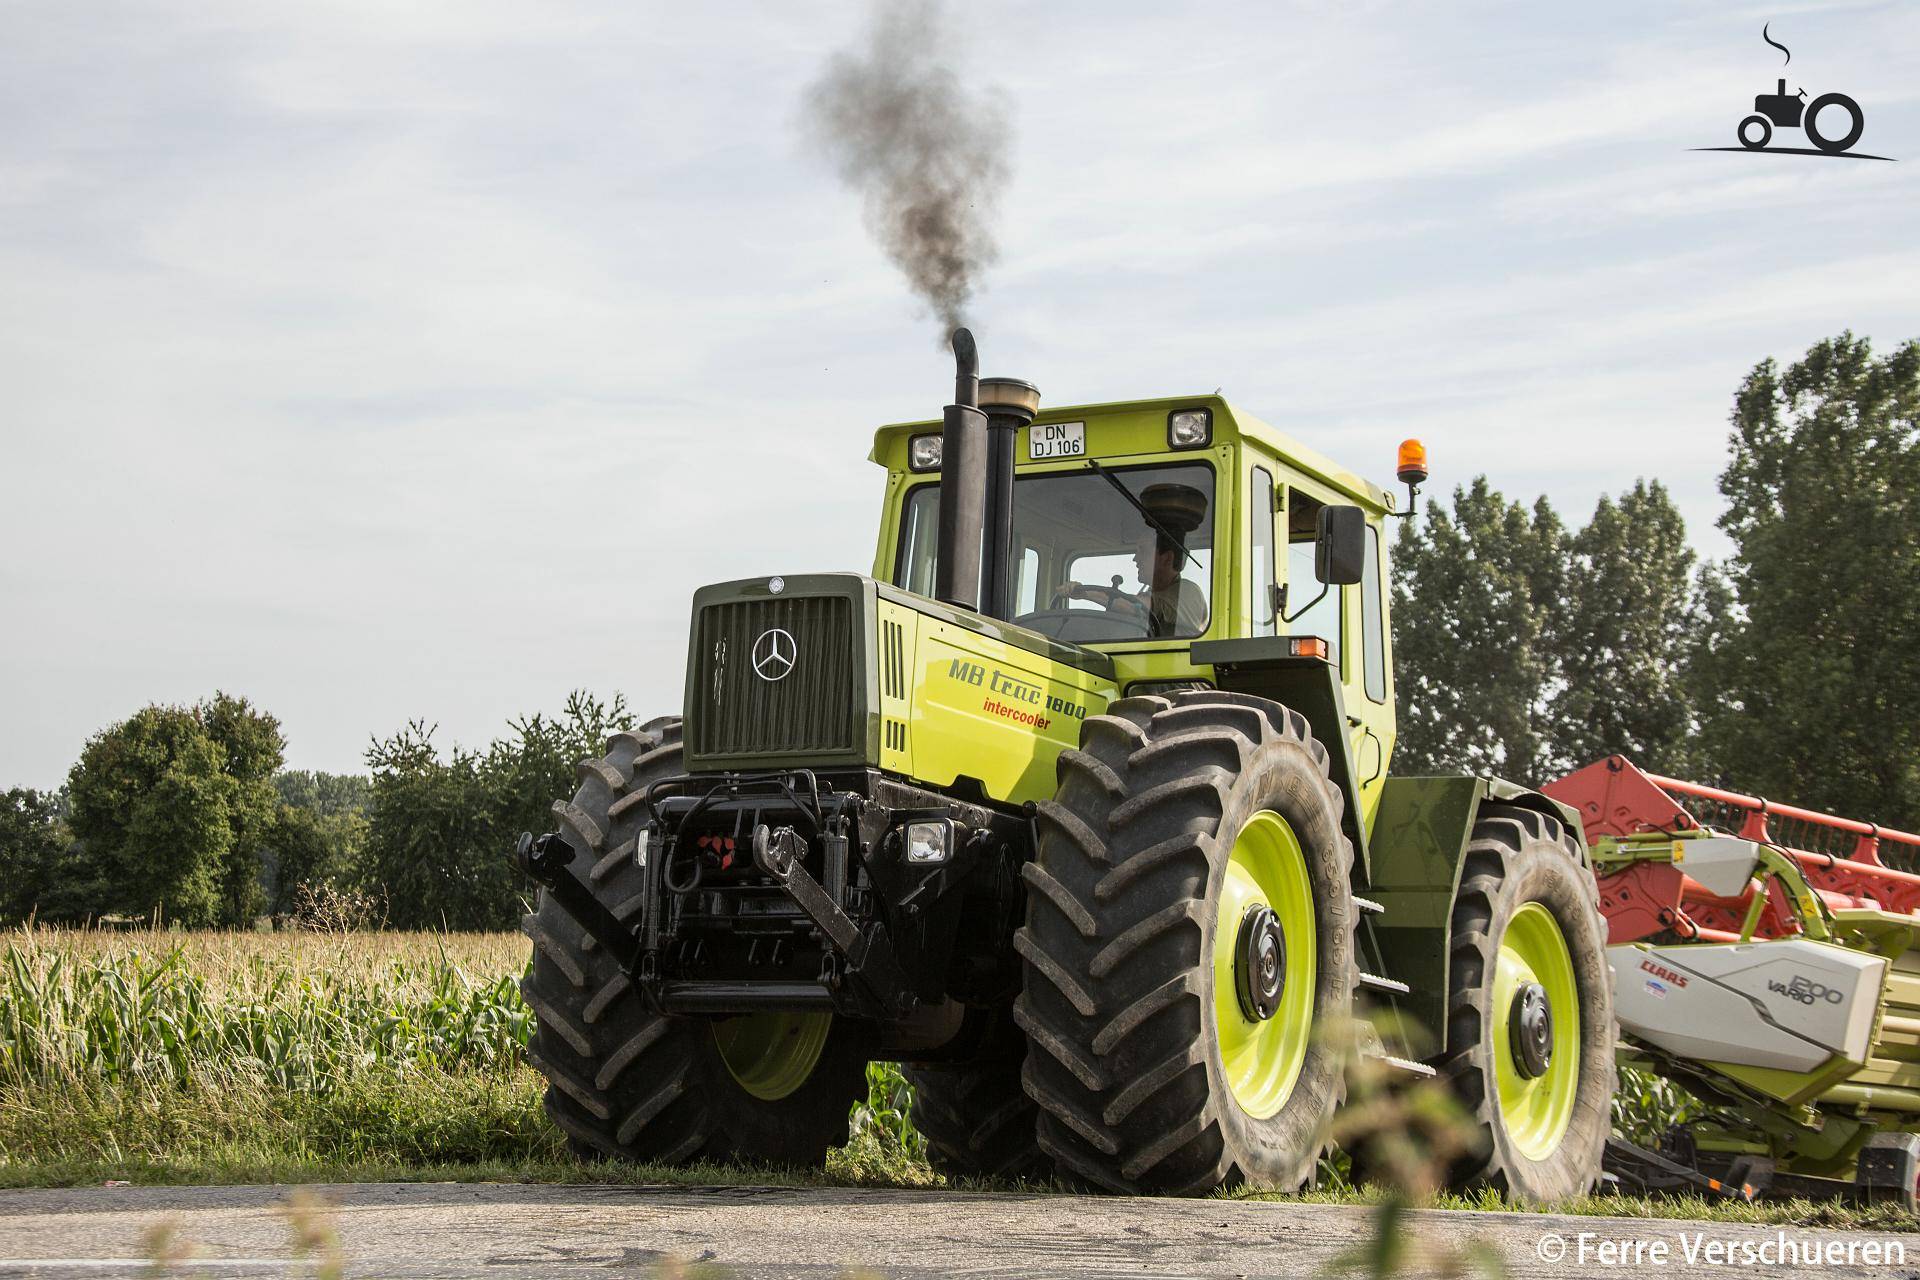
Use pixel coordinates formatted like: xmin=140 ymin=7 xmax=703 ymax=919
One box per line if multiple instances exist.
xmin=978 ymin=376 xmax=1040 ymax=620
xmin=933 ymin=329 xmax=988 ymax=611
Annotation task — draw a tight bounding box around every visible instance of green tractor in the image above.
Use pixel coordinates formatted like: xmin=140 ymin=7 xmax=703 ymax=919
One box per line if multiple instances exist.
xmin=514 ymin=330 xmax=1614 ymax=1199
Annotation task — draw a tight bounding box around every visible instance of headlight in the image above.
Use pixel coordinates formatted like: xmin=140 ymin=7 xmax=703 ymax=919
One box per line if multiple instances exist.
xmin=909 ymin=433 xmax=944 ymax=472
xmin=1167 ymin=408 xmax=1212 ymax=449
xmin=904 ymin=819 xmax=951 ymax=864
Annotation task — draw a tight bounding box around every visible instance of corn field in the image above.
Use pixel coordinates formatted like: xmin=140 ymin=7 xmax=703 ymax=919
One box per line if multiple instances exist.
xmin=0 ymin=926 xmax=937 ymax=1183
xmin=0 ymin=925 xmax=1702 ymax=1188
xmin=0 ymin=928 xmax=531 ymax=1093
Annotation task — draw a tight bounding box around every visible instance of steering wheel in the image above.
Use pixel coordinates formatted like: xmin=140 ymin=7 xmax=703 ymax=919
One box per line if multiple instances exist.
xmin=1012 ymin=608 xmax=1150 ymax=641
xmin=1053 ymin=579 xmax=1146 ymax=614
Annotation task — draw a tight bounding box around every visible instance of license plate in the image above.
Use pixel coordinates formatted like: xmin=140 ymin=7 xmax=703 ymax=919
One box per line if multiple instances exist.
xmin=1030 ymin=420 xmax=1085 ymax=460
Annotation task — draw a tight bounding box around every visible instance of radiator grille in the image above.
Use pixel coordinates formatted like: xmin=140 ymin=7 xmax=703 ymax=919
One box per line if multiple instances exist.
xmin=882 ymin=618 xmax=906 ymax=700
xmin=688 ymin=594 xmax=863 ymax=762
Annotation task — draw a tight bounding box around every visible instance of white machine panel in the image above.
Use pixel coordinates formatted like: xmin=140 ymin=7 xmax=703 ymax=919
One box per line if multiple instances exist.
xmin=1611 ymin=939 xmax=1885 ymax=1073
xmin=1673 ymin=836 xmax=1763 ymax=897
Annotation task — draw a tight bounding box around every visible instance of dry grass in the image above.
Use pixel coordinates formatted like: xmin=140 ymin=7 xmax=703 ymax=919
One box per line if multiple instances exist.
xmin=6 ymin=924 xmax=524 ymax=992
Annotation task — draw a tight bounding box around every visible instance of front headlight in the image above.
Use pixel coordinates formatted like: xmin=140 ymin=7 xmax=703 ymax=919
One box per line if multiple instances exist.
xmin=909 ymin=433 xmax=944 ymax=472
xmin=1167 ymin=408 xmax=1212 ymax=449
xmin=905 ymin=819 xmax=951 ymax=864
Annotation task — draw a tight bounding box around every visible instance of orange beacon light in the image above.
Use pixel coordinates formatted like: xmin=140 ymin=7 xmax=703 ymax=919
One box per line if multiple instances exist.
xmin=1393 ymin=439 xmax=1428 ymax=518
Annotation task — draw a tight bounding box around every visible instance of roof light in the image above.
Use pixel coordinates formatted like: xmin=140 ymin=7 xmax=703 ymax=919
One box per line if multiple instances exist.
xmin=1396 ymin=438 xmax=1429 ymax=487
xmin=1168 ymin=408 xmax=1212 ymax=449
xmin=909 ymin=433 xmax=943 ymax=472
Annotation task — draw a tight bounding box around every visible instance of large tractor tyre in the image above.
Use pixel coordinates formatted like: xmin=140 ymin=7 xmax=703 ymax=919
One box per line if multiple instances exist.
xmin=1804 ymin=92 xmax=1864 ymax=154
xmin=1438 ymin=803 xmax=1614 ymax=1203
xmin=521 ymin=716 xmax=868 ymax=1168
xmin=903 ymin=1012 xmax=1050 ymax=1180
xmin=1016 ymin=690 xmax=1358 ymax=1195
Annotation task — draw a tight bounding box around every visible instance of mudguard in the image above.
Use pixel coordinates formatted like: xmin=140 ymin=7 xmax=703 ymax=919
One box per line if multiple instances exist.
xmin=1364 ymin=775 xmax=1588 ymax=1054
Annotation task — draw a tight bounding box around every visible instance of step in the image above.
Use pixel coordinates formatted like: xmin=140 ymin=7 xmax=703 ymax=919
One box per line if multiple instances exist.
xmin=1358 ymin=970 xmax=1410 ymax=995
xmin=1369 ymin=1052 xmax=1438 ymax=1079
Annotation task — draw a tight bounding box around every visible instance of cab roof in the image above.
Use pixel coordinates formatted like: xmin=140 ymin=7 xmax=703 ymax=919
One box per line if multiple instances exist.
xmin=868 ymin=393 xmax=1394 ymax=513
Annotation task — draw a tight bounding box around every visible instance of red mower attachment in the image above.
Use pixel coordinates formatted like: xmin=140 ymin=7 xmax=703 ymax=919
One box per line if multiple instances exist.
xmin=1545 ymin=756 xmax=1920 ymax=944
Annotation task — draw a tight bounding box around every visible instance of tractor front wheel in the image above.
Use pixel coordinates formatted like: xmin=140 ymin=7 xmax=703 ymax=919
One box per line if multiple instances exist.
xmin=1016 ymin=690 xmax=1357 ymax=1195
xmin=521 ymin=716 xmax=868 ymax=1167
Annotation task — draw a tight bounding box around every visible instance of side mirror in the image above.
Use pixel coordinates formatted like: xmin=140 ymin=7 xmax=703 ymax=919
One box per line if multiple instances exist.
xmin=1315 ymin=506 xmax=1366 ymax=586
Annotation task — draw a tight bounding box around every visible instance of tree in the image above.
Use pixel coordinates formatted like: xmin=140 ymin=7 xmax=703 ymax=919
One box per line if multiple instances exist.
xmin=1702 ymin=333 xmax=1920 ymax=829
xmin=274 ymin=771 xmax=371 ymax=820
xmin=1553 ymin=481 xmax=1701 ymax=774
xmin=1391 ymin=478 xmax=1568 ymax=780
xmin=1 ymin=788 xmax=73 ymax=921
xmin=261 ymin=803 xmax=364 ymax=921
xmin=360 ymin=692 xmax=633 ymax=930
xmin=199 ymin=693 xmax=284 ymax=925
xmin=66 ymin=693 xmax=285 ymax=927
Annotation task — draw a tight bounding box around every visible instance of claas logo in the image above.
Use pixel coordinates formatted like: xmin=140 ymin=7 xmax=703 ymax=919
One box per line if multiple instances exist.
xmin=1640 ymin=958 xmax=1690 ymax=989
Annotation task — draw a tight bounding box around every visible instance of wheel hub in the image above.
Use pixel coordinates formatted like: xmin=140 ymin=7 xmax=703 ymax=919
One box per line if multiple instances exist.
xmin=1508 ymin=980 xmax=1554 ymax=1079
xmin=1235 ymin=904 xmax=1286 ymax=1022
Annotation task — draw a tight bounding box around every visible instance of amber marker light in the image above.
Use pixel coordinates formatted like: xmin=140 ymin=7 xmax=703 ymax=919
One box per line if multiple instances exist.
xmin=1396 ymin=438 xmax=1428 ymax=487
xmin=1289 ymin=637 xmax=1329 ymax=660
xmin=1391 ymin=438 xmax=1428 ymax=520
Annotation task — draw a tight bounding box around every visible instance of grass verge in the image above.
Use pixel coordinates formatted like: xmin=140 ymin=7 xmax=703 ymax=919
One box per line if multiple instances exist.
xmin=2 ymin=926 xmax=1913 ymax=1233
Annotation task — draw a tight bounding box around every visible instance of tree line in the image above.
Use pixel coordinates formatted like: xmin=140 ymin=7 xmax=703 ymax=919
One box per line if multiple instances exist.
xmin=1 ymin=693 xmax=632 ymax=931
xmin=1393 ymin=332 xmax=1920 ymax=844
xmin=3 ymin=333 xmax=1915 ymax=929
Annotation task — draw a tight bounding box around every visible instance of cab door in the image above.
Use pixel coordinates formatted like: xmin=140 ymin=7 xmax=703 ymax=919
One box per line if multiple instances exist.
xmin=1275 ymin=481 xmax=1392 ymax=832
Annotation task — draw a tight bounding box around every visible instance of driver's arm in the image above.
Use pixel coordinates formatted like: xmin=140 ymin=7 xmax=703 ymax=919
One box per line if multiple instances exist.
xmin=1058 ymin=582 xmax=1145 ymax=615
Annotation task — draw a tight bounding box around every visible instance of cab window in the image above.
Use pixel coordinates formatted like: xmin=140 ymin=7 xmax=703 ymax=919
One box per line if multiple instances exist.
xmin=1285 ymin=489 xmax=1341 ymax=670
xmin=896 ymin=462 xmax=1216 ymax=642
xmin=1362 ymin=523 xmax=1386 ymax=701
xmin=1251 ymin=467 xmax=1276 ymax=638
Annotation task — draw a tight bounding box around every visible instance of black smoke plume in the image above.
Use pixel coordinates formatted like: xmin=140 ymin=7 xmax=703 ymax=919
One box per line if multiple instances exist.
xmin=803 ymin=0 xmax=1010 ymax=335
xmin=1763 ymin=22 xmax=1791 ymax=66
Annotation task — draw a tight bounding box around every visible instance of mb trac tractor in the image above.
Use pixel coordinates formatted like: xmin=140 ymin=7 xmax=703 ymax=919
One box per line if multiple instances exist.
xmin=514 ymin=329 xmax=1616 ymax=1201
xmin=517 ymin=330 xmax=1920 ymax=1204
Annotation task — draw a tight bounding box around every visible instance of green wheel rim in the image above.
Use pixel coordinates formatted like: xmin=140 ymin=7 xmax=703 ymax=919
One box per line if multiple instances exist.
xmin=1212 ymin=810 xmax=1316 ymax=1119
xmin=712 ymin=1012 xmax=831 ymax=1102
xmin=1492 ymin=902 xmax=1580 ymax=1160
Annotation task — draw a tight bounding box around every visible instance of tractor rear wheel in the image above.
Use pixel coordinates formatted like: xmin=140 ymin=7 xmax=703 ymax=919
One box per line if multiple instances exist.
xmin=521 ymin=716 xmax=868 ymax=1167
xmin=1016 ymin=690 xmax=1358 ymax=1195
xmin=1804 ymin=92 xmax=1864 ymax=154
xmin=903 ymin=1011 xmax=1049 ymax=1180
xmin=1438 ymin=803 xmax=1613 ymax=1202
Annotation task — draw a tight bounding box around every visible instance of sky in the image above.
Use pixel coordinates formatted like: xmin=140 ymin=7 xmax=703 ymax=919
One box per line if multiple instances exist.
xmin=2 ymin=1 xmax=1917 ymax=789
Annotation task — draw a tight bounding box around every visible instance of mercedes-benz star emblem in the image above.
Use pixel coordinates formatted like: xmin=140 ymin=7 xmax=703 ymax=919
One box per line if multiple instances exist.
xmin=751 ymin=628 xmax=797 ymax=682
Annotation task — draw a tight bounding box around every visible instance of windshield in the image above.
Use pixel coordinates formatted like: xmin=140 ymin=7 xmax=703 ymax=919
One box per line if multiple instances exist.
xmin=895 ymin=462 xmax=1215 ymax=642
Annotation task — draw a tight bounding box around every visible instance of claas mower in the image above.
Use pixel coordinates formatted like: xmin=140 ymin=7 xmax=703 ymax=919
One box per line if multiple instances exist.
xmin=514 ymin=329 xmax=1920 ymax=1206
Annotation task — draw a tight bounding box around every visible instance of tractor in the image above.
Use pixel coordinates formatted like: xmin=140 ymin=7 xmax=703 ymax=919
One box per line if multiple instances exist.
xmin=1737 ymin=77 xmax=1865 ymax=154
xmin=512 ymin=329 xmax=1615 ymax=1200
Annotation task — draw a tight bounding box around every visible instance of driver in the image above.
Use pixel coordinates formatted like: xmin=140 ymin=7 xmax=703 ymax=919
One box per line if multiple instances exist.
xmin=1060 ymin=485 xmax=1208 ymax=637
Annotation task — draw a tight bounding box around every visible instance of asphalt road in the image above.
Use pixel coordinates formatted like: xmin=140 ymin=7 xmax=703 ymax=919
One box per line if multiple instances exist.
xmin=0 ymin=1182 xmax=1912 ymax=1279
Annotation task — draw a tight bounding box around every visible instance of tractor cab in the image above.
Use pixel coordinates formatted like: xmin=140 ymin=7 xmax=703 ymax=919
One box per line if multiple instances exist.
xmin=869 ymin=387 xmax=1403 ymax=827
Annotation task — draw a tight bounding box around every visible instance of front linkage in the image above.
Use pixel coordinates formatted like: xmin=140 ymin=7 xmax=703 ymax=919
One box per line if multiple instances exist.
xmin=517 ymin=767 xmax=1024 ymax=1028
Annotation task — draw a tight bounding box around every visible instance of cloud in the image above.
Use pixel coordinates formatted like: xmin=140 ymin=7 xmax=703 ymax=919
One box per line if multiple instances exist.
xmin=2 ymin=1 xmax=1916 ymax=784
